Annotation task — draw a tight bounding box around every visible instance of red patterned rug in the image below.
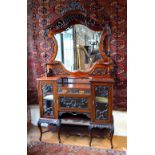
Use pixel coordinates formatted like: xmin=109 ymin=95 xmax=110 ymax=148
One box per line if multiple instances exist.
xmin=27 ymin=142 xmax=126 ymax=155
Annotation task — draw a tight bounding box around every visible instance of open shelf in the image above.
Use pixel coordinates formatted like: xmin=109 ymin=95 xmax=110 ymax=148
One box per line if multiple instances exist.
xmin=57 ymin=77 xmax=91 ymax=95
xmin=58 ymin=112 xmax=90 ymax=126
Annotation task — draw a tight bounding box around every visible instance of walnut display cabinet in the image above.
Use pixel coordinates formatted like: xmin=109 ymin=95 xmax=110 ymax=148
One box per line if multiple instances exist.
xmin=37 ymin=12 xmax=114 ymax=148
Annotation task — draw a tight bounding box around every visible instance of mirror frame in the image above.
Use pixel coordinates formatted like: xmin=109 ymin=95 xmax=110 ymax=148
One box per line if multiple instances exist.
xmin=45 ymin=12 xmax=112 ymax=74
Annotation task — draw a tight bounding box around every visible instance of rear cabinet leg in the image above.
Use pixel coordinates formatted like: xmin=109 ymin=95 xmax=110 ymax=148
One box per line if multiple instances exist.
xmin=89 ymin=126 xmax=93 ymax=147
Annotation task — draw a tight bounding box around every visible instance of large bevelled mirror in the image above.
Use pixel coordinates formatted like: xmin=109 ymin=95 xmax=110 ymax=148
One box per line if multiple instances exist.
xmin=55 ymin=24 xmax=102 ymax=72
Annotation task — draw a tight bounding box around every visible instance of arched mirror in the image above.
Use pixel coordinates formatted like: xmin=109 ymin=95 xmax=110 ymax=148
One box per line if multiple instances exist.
xmin=54 ymin=24 xmax=103 ymax=72
xmin=46 ymin=13 xmax=112 ymax=76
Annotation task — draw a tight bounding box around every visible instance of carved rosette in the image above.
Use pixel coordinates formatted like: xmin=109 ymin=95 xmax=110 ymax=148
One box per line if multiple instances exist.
xmin=89 ymin=68 xmax=107 ymax=76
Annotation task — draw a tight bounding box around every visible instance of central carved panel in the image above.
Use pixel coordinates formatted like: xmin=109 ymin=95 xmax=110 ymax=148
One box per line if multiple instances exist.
xmin=59 ymin=97 xmax=88 ymax=109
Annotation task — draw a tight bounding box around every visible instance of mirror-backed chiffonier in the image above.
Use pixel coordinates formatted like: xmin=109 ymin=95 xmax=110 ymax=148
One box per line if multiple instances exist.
xmin=37 ymin=12 xmax=114 ymax=148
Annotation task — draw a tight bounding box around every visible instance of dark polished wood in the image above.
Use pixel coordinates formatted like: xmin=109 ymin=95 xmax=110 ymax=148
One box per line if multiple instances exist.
xmin=45 ymin=11 xmax=107 ymax=33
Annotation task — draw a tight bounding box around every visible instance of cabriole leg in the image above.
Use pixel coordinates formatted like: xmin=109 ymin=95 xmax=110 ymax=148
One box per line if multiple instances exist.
xmin=38 ymin=120 xmax=42 ymax=141
xmin=89 ymin=127 xmax=93 ymax=147
xmin=57 ymin=120 xmax=61 ymax=144
xmin=109 ymin=128 xmax=114 ymax=149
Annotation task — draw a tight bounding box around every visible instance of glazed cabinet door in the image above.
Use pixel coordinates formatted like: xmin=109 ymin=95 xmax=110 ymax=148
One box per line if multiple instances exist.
xmin=92 ymin=83 xmax=113 ymax=124
xmin=38 ymin=80 xmax=57 ymax=118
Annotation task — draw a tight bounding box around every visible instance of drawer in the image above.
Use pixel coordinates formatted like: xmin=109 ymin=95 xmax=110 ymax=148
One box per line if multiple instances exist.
xmin=58 ymin=97 xmax=89 ymax=109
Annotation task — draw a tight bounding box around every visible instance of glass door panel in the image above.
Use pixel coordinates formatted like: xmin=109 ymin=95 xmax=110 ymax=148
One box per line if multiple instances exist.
xmin=42 ymin=84 xmax=54 ymax=117
xmin=95 ymin=86 xmax=109 ymax=120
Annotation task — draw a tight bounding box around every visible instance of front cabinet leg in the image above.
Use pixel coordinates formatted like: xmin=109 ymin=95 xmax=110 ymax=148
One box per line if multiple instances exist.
xmin=58 ymin=126 xmax=61 ymax=144
xmin=89 ymin=127 xmax=93 ymax=147
xmin=109 ymin=128 xmax=114 ymax=149
xmin=38 ymin=120 xmax=42 ymax=141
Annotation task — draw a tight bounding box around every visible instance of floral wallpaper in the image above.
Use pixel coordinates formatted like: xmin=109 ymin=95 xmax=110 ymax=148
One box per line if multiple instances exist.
xmin=27 ymin=0 xmax=127 ymax=111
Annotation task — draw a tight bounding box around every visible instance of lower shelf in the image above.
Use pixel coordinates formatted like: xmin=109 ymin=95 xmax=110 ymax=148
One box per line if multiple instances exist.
xmin=59 ymin=112 xmax=90 ymax=120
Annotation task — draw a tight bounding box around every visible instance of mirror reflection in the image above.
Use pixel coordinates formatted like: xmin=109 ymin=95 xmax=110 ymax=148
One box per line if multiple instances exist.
xmin=55 ymin=24 xmax=102 ymax=72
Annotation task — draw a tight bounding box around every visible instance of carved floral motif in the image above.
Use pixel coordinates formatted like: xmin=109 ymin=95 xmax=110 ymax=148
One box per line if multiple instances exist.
xmin=89 ymin=68 xmax=107 ymax=76
xmin=46 ymin=13 xmax=105 ymax=33
xmin=59 ymin=97 xmax=88 ymax=109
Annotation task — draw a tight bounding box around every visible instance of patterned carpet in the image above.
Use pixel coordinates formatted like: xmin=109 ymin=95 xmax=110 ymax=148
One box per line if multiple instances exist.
xmin=27 ymin=141 xmax=126 ymax=155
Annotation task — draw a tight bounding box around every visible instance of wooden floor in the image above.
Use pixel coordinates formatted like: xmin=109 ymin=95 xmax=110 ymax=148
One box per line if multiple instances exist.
xmin=27 ymin=125 xmax=127 ymax=151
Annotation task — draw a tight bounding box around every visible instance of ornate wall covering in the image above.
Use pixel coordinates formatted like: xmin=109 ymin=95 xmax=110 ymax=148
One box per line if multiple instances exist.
xmin=27 ymin=0 xmax=127 ymax=111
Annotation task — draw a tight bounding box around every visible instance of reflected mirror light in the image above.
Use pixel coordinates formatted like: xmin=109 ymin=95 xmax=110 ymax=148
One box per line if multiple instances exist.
xmin=55 ymin=24 xmax=102 ymax=72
